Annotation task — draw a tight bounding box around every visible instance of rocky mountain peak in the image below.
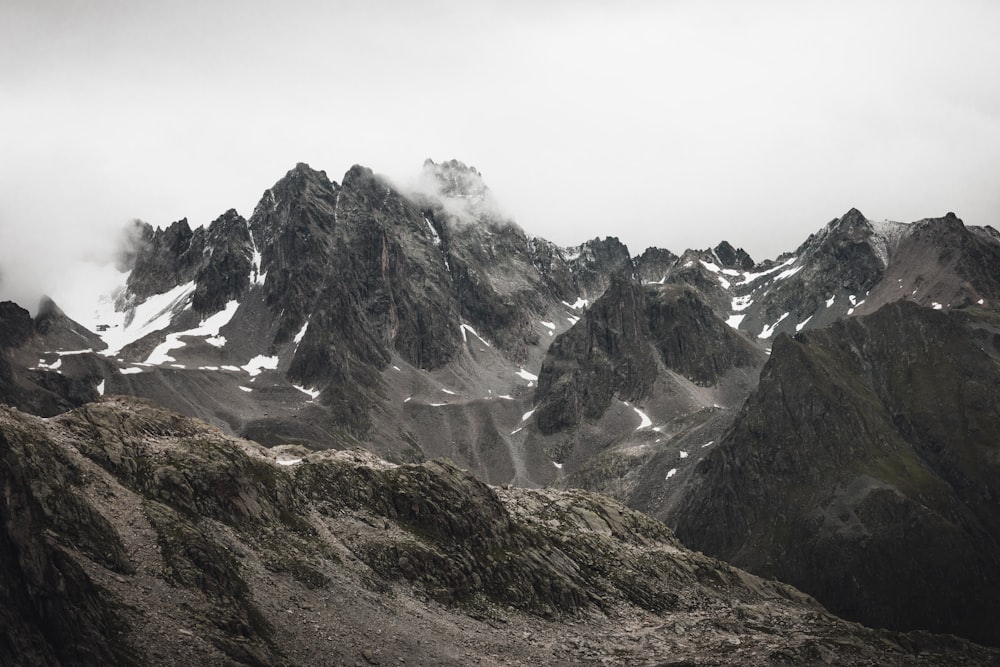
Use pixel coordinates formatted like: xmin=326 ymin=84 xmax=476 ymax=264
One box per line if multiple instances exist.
xmin=421 ymin=158 xmax=489 ymax=200
xmin=633 ymin=246 xmax=678 ymax=284
xmin=0 ymin=301 xmax=34 ymax=349
xmin=713 ymin=240 xmax=754 ymax=271
xmin=257 ymin=162 xmax=338 ymax=222
xmin=125 ymin=218 xmax=204 ymax=300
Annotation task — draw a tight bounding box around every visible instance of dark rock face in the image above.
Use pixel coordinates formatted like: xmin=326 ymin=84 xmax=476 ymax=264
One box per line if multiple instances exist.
xmin=736 ymin=208 xmax=888 ymax=337
xmin=645 ymin=284 xmax=760 ymax=385
xmin=533 ymin=278 xmax=762 ymax=434
xmin=634 ymin=246 xmax=678 ymax=284
xmin=0 ymin=300 xmax=34 ymax=349
xmin=34 ymin=297 xmax=105 ymax=351
xmin=0 ymin=301 xmax=35 ymax=405
xmin=1 ymin=397 xmax=993 ymax=666
xmin=191 ymin=210 xmax=253 ymax=314
xmin=0 ymin=416 xmax=139 ymax=666
xmin=125 ymin=219 xmax=203 ymax=300
xmin=125 ymin=210 xmax=254 ymax=317
xmin=534 ymin=276 xmax=655 ymax=434
xmin=0 ymin=301 xmax=106 ymax=416
xmin=857 ymin=212 xmax=1000 ymax=316
xmin=672 ymin=300 xmax=1000 ymax=646
xmin=564 ymin=237 xmax=635 ymax=298
xmin=713 ymin=240 xmax=754 ymax=271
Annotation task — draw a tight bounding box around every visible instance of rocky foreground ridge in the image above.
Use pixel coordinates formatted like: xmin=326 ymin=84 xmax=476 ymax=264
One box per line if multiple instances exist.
xmin=2 ymin=397 xmax=996 ymax=666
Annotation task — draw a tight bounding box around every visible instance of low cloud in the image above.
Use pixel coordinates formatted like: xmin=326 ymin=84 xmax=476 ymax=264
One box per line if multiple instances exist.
xmin=399 ymin=158 xmax=514 ymax=230
xmin=0 ymin=203 xmax=144 ymax=318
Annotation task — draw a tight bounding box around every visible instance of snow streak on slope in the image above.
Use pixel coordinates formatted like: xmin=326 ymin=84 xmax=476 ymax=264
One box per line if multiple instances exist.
xmin=633 ymin=407 xmax=653 ymax=430
xmin=99 ymin=282 xmax=198 ymax=356
xmin=758 ymin=312 xmax=790 ymax=339
xmin=144 ymin=300 xmax=240 ymax=364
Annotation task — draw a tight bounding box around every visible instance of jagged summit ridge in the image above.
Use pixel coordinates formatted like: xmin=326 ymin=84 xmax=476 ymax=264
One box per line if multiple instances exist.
xmin=422 ymin=158 xmax=489 ymax=200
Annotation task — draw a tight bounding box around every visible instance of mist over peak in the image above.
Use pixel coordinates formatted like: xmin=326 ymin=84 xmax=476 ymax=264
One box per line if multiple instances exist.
xmin=401 ymin=158 xmax=512 ymax=230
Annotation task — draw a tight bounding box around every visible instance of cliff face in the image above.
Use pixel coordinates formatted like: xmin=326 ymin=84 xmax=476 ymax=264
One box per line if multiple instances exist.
xmin=533 ymin=277 xmax=762 ymax=435
xmin=672 ymin=300 xmax=1000 ymax=646
xmin=0 ymin=300 xmax=107 ymax=416
xmin=1 ymin=397 xmax=994 ymax=666
xmin=533 ymin=276 xmax=657 ymax=434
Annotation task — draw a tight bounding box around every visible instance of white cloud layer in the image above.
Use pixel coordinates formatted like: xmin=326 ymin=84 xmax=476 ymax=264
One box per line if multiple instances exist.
xmin=2 ymin=0 xmax=999 ymax=309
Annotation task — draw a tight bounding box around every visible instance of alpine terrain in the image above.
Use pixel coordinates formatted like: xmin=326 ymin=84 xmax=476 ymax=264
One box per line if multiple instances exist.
xmin=1 ymin=158 xmax=998 ymax=663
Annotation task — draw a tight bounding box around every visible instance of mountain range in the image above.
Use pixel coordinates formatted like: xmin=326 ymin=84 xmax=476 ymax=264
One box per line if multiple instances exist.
xmin=1 ymin=158 xmax=998 ymax=663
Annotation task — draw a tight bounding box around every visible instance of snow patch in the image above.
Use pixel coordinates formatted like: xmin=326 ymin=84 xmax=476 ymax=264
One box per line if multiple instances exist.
xmin=665 ymin=468 xmax=677 ymax=480
xmin=795 ymin=316 xmax=813 ymax=332
xmin=143 ymin=299 xmax=240 ymax=365
xmin=498 ymin=394 xmax=514 ymax=400
xmin=96 ymin=380 xmax=105 ymax=395
xmin=441 ymin=388 xmax=456 ymax=395
xmin=552 ymin=461 xmax=563 ymax=469
xmin=145 ymin=336 xmax=187 ymax=365
xmin=521 ymin=409 xmax=535 ymax=422
xmin=566 ymin=315 xmax=580 ymax=325
xmin=826 ymin=295 xmax=836 ymax=308
xmin=243 ymin=355 xmax=279 ymax=377
xmin=460 ymin=323 xmax=491 ymax=347
xmin=758 ymin=312 xmax=790 ymax=339
xmin=725 ymin=314 xmax=745 ymax=329
xmin=251 ymin=248 xmax=266 ymax=286
xmin=120 ymin=367 xmax=143 ymax=375
xmin=97 ymin=281 xmax=198 ymax=356
xmin=540 ymin=320 xmax=556 ymax=330
xmin=702 ymin=260 xmax=732 ymax=287
xmin=562 ymin=298 xmax=589 ymax=310
xmin=238 ymin=386 xmax=253 ymax=392
xmin=701 ymin=441 xmax=715 ymax=448
xmin=424 ymin=217 xmax=442 ymax=246
xmin=731 ymin=294 xmax=753 ymax=311
xmin=932 ymin=302 xmax=943 ymax=310
xmin=679 ymin=450 xmax=688 ymax=459
xmin=516 ymin=368 xmax=538 ymax=382
xmin=633 ymin=407 xmax=652 ymax=430
xmin=276 ymin=458 xmax=302 ymax=466
xmin=37 ymin=357 xmax=63 ymax=371
xmin=737 ymin=257 xmax=796 ymax=285
xmin=294 ymin=322 xmax=309 ymax=345
xmin=774 ymin=266 xmax=803 ymax=281
xmin=293 ymin=385 xmax=321 ymax=399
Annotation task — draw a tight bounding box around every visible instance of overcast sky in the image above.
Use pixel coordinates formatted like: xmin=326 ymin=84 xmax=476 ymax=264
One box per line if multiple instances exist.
xmin=2 ymin=0 xmax=999 ymax=309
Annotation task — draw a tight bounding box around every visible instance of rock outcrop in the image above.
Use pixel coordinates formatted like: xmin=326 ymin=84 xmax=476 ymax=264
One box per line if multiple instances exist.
xmin=672 ymin=300 xmax=1000 ymax=646
xmin=533 ymin=277 xmax=762 ymax=434
xmin=1 ymin=397 xmax=994 ymax=666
